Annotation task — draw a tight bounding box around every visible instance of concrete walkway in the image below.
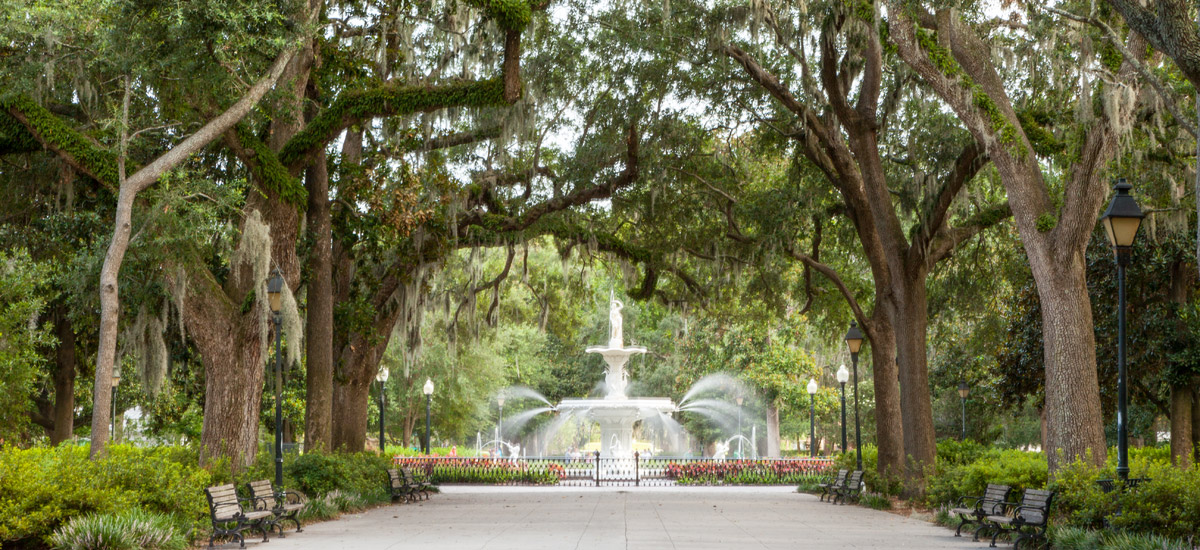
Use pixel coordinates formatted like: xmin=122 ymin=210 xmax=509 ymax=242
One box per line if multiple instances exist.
xmin=230 ymin=486 xmax=981 ymax=550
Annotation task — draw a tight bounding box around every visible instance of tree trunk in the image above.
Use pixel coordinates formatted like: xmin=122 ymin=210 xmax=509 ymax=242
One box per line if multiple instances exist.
xmin=303 ymin=147 xmax=333 ymax=451
xmin=1171 ymin=386 xmax=1193 ymax=468
xmin=51 ymin=306 xmax=76 ymax=445
xmin=766 ymin=400 xmax=781 ymax=458
xmin=1034 ymin=260 xmax=1106 ymax=470
xmin=869 ymin=312 xmax=905 ymax=481
xmin=330 ymin=347 xmax=374 ymax=451
xmin=89 ymin=185 xmax=137 ymax=458
xmin=197 ymin=316 xmax=266 ymax=468
xmin=1169 ymin=260 xmax=1193 ymax=467
xmin=892 ymin=277 xmax=937 ymax=488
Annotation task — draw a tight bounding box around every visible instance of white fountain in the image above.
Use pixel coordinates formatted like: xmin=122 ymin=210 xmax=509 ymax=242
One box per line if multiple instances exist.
xmin=556 ymin=296 xmax=677 ymax=458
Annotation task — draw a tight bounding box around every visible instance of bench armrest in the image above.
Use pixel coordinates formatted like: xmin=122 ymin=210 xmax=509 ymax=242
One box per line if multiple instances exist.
xmin=955 ymin=495 xmax=984 ymax=509
xmin=276 ymin=490 xmax=306 ymax=505
xmin=243 ymin=496 xmax=272 ymax=512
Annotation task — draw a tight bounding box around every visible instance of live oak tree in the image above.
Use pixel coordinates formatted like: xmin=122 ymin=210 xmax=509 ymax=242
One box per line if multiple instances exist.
xmin=587 ymin=0 xmax=1009 ymax=487
xmin=887 ymin=1 xmax=1152 ymax=470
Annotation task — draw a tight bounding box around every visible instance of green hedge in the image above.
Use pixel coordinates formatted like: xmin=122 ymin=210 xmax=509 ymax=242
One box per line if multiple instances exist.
xmin=0 ymin=445 xmax=213 ymax=547
xmin=243 ymin=450 xmax=393 ymax=503
xmin=924 ymin=446 xmax=1048 ymax=509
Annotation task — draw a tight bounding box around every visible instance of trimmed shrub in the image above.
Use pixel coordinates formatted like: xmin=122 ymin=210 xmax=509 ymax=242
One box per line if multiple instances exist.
xmin=924 ymin=448 xmax=1048 ymax=509
xmin=49 ymin=509 xmax=186 ymax=550
xmin=241 ymin=449 xmax=393 ymax=504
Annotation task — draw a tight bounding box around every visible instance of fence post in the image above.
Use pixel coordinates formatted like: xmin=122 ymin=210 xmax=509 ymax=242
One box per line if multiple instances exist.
xmin=635 ymin=452 xmax=640 ymax=486
xmin=594 ymin=451 xmax=601 ymax=487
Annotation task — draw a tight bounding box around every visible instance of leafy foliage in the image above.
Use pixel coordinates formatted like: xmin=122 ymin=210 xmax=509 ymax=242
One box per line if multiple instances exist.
xmin=50 ymin=508 xmax=186 ymax=550
xmin=0 ymin=249 xmax=53 ymax=441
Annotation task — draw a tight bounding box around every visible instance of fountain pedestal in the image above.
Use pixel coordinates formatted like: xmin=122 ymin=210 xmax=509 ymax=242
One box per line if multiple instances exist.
xmin=551 ymin=297 xmax=678 ymax=458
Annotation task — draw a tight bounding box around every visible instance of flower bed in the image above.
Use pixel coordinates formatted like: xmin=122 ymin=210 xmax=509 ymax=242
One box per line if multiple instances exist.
xmin=664 ymin=459 xmax=831 ymax=485
xmin=394 ymin=457 xmax=564 ymax=485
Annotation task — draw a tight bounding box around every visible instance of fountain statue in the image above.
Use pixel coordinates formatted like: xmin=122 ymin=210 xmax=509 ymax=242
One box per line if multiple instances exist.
xmin=555 ymin=296 xmax=677 ymax=457
xmin=608 ymin=298 xmax=623 ymax=347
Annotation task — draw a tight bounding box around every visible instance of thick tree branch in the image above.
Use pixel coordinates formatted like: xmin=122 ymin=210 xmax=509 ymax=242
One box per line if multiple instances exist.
xmin=913 ymin=141 xmax=989 ymax=255
xmin=1104 ymin=0 xmax=1200 ymax=91
xmin=783 ymin=244 xmax=872 ymax=339
xmin=927 ymin=202 xmax=1012 ymax=263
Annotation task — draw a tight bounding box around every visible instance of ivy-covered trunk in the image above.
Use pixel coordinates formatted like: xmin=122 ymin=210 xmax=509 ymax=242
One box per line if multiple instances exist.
xmin=331 ymin=327 xmax=394 ymax=451
xmin=1169 ymin=259 xmax=1193 ymax=467
xmin=331 ymin=374 xmax=372 ymax=452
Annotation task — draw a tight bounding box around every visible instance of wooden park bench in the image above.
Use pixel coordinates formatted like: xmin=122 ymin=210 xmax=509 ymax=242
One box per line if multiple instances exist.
xmin=204 ymin=483 xmax=272 ymax=548
xmin=949 ymin=483 xmax=1012 ymax=540
xmin=402 ymin=467 xmax=435 ymax=501
xmin=984 ymin=488 xmax=1055 ymax=549
xmin=246 ymin=479 xmax=306 ymax=536
xmin=387 ymin=468 xmax=417 ymax=503
xmin=817 ymin=469 xmax=848 ymax=502
xmin=832 ymin=470 xmax=864 ymax=505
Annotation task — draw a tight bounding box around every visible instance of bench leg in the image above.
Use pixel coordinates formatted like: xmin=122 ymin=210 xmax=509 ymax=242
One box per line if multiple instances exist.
xmin=973 ymin=522 xmax=992 ymax=542
xmin=954 ymin=516 xmax=973 ymax=537
xmin=989 ymin=524 xmax=1003 ymax=548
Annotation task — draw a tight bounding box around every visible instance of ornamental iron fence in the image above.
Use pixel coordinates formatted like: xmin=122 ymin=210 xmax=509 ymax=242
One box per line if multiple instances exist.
xmin=393 ymin=454 xmax=833 ymax=487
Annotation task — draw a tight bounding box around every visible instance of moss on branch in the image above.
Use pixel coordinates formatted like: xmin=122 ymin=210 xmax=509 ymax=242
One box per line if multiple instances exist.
xmin=1 ymin=94 xmax=120 ymax=187
xmin=278 ymin=78 xmax=508 ymax=169
xmin=235 ymin=124 xmax=308 ymax=207
xmin=914 ymin=28 xmax=1027 ymax=158
xmin=468 ymin=0 xmax=534 ymax=31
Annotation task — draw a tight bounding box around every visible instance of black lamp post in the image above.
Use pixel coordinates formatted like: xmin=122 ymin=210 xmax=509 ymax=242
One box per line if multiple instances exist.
xmin=376 ymin=367 xmax=389 ymax=453
xmin=267 ymin=267 xmax=285 ymax=488
xmin=836 ymin=365 xmax=849 ymax=453
xmin=735 ymin=394 xmax=744 ymax=458
xmin=423 ymin=378 xmax=434 ymax=454
xmin=958 ymin=381 xmax=970 ymax=441
xmin=111 ymin=366 xmax=121 ymax=441
xmin=1101 ymin=178 xmax=1143 ymax=482
xmin=807 ymin=378 xmax=818 ymax=457
xmin=844 ymin=321 xmax=865 ymax=470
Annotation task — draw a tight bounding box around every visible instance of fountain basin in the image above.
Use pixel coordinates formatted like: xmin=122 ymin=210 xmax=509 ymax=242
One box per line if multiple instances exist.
xmin=557 ymin=398 xmax=676 ymax=458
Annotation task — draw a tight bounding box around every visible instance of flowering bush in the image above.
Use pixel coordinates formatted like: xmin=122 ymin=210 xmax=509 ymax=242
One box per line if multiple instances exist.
xmin=664 ymin=459 xmax=831 ymax=485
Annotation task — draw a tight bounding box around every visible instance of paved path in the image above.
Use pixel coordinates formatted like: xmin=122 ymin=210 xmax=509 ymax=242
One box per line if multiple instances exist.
xmin=230 ymin=486 xmax=980 ymax=550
